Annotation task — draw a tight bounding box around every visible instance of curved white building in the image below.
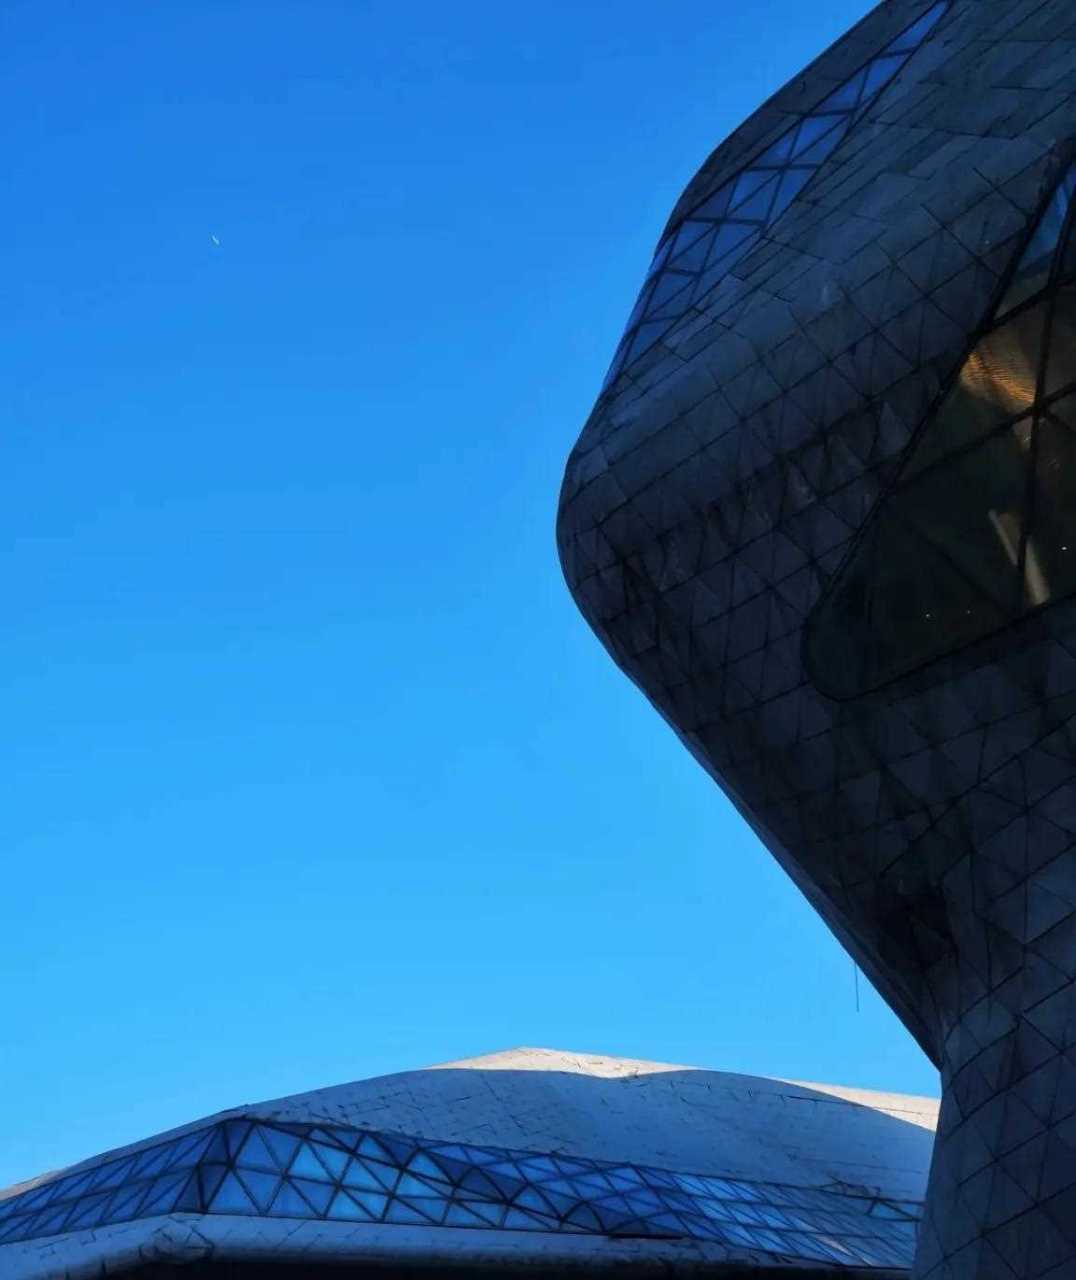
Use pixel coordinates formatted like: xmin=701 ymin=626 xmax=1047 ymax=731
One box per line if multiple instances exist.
xmin=1 ymin=1048 xmax=937 ymax=1279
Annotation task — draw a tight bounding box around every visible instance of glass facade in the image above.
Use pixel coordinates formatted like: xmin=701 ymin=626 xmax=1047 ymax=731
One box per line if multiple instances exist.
xmin=602 ymin=1 xmax=950 ymax=391
xmin=0 ymin=1118 xmax=920 ymax=1269
xmin=808 ymin=161 xmax=1076 ymax=696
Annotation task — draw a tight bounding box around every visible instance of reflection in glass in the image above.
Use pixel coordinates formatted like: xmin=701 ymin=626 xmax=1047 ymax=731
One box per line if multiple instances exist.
xmin=601 ymin=2 xmax=951 ymax=390
xmin=808 ymin=155 xmax=1076 ymax=697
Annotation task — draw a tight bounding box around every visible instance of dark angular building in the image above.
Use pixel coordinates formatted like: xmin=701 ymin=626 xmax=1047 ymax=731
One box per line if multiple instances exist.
xmin=557 ymin=3 xmax=1076 ymax=1278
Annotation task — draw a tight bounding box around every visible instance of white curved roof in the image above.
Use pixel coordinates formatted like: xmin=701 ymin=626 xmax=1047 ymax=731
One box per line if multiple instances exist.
xmin=240 ymin=1047 xmax=938 ymax=1202
xmin=1 ymin=1048 xmax=938 ymax=1279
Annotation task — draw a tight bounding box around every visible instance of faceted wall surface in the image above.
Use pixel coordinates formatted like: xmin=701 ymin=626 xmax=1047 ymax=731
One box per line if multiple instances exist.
xmin=557 ymin=3 xmax=1076 ymax=1278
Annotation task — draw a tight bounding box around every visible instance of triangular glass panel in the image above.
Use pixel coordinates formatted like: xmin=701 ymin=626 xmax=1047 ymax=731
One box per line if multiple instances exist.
xmin=342 ymin=1158 xmax=385 ymax=1193
xmin=430 ymin=1144 xmax=477 ymax=1165
xmin=142 ymin=1171 xmax=193 ymax=1217
xmin=327 ymin=1189 xmax=374 ymax=1221
xmin=514 ymin=1186 xmax=554 ymax=1215
xmin=385 ymin=1199 xmax=431 ymax=1225
xmin=66 ymin=1193 xmax=111 ymax=1230
xmin=816 ymin=69 xmax=867 ymax=113
xmin=795 ymin=119 xmax=848 ymax=166
xmin=200 ymin=1129 xmax=229 ymax=1164
xmin=624 ymin=278 xmax=656 ymax=331
xmin=348 ymin=1188 xmax=388 ymax=1218
xmin=808 ymin=424 xmax=1032 ymax=694
xmin=773 ymin=167 xmax=815 ymax=220
xmin=356 ymin=1135 xmax=393 ymax=1164
xmin=668 ymin=217 xmax=714 ymax=260
xmin=292 ymin=1177 xmax=334 ymax=1215
xmin=457 ymin=1167 xmax=502 ymax=1199
xmin=268 ymin=1180 xmax=315 ymax=1217
xmin=375 ymin=1134 xmax=416 ymax=1165
xmin=235 ymin=1168 xmax=278 ymax=1212
xmin=14 ymin=1182 xmax=57 ymax=1213
xmin=997 ymin=172 xmax=1076 ymax=317
xmin=130 ymin=1143 xmax=175 ymax=1181
xmin=623 ymin=318 xmax=673 ymax=365
xmin=210 ymin=1172 xmax=257 ymax=1215
xmin=645 ymin=269 xmax=694 ymax=316
xmin=261 ymin=1127 xmax=301 ymax=1171
xmin=670 ymin=227 xmax=717 ymax=274
xmin=310 ymin=1141 xmax=348 ymax=1180
xmin=408 ymin=1152 xmax=448 ymax=1181
xmin=89 ymin=1156 xmax=134 ymax=1191
xmin=445 ymin=1201 xmax=489 ymax=1227
xmin=289 ymin=1144 xmax=333 ymax=1183
xmin=729 ymin=167 xmax=773 ymax=210
xmin=504 ymin=1206 xmax=551 ymax=1230
xmin=33 ymin=1204 xmax=74 ymax=1237
xmin=457 ymin=1198 xmax=504 ymax=1226
xmin=396 ymin=1171 xmax=442 ymax=1197
xmin=690 ymin=183 xmax=734 ymax=222
xmin=109 ymin=1181 xmax=151 ymax=1221
xmin=365 ymin=1158 xmax=401 ymax=1191
xmin=309 ymin=1126 xmax=351 ymax=1152
xmin=729 ymin=172 xmax=779 ymax=221
xmin=166 ymin=1129 xmax=213 ymax=1171
xmin=222 ymin=1121 xmax=252 ymax=1161
xmin=645 ymin=292 xmax=692 ymax=327
xmin=644 ymin=236 xmax=673 ymax=280
xmin=173 ymin=1174 xmax=201 ymax=1213
xmin=236 ymin=1127 xmax=279 ymax=1174
xmin=707 ymin=220 xmax=757 ymax=264
xmin=793 ymin=114 xmax=843 ymax=158
xmin=198 ymin=1163 xmax=228 ymax=1206
xmin=755 ymin=129 xmax=796 ymax=166
xmin=862 ymin=53 xmax=908 ymax=100
xmin=885 ymin=1 xmax=948 ymax=53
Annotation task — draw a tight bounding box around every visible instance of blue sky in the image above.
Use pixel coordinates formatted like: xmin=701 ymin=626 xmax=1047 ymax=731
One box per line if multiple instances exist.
xmin=1 ymin=0 xmax=939 ymax=1189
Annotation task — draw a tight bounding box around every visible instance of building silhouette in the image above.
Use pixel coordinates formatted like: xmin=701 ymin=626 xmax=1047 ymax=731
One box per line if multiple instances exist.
xmin=558 ymin=2 xmax=1076 ymax=1278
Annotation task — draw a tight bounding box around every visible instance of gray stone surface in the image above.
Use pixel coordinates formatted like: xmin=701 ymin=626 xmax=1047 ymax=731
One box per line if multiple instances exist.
xmin=558 ymin=4 xmax=1076 ymax=1278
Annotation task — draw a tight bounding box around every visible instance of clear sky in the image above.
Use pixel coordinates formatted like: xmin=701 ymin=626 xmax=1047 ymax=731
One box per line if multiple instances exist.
xmin=1 ymin=0 xmax=940 ymax=1190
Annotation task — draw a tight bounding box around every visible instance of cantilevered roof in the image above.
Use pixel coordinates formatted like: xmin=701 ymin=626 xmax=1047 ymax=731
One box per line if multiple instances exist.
xmin=0 ymin=1048 xmax=937 ymax=1279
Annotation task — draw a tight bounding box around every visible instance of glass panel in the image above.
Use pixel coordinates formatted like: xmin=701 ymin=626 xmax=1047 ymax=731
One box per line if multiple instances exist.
xmin=730 ymin=173 xmax=780 ymax=222
xmin=959 ymin=306 xmax=1045 ymax=416
xmin=730 ymin=167 xmax=773 ymax=209
xmin=816 ymin=70 xmax=866 ymax=113
xmin=211 ymin=1172 xmax=256 ymax=1214
xmin=774 ymin=167 xmax=815 ymax=215
xmin=260 ymin=1127 xmax=301 ymax=1170
xmin=311 ymin=1141 xmax=348 ymax=1180
xmin=886 ymin=1 xmax=948 ymax=53
xmin=862 ymin=53 xmax=907 ymax=98
xmin=268 ymin=1180 xmax=314 ymax=1216
xmin=236 ymin=1168 xmax=279 ymax=1211
xmin=812 ymin=428 xmax=1032 ymax=691
xmin=669 ymin=227 xmax=717 ymax=274
xmin=288 ymin=1144 xmax=333 ymax=1183
xmin=795 ymin=119 xmax=848 ymax=165
xmin=327 ymin=1189 xmax=374 ymax=1220
xmin=997 ymin=174 xmax=1076 ymax=317
xmin=292 ymin=1177 xmax=334 ymax=1214
xmin=793 ymin=114 xmax=841 ymax=157
xmin=236 ymin=1127 xmax=279 ymax=1173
